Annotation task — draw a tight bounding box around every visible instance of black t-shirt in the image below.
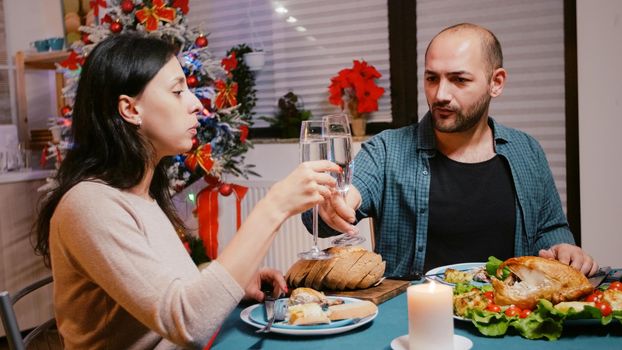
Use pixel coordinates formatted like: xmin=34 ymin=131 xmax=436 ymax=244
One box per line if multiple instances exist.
xmin=424 ymin=153 xmax=515 ymax=273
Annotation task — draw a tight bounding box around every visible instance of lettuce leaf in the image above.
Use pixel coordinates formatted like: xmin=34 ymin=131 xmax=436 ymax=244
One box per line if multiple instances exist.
xmin=486 ymin=256 xmax=510 ymax=279
xmin=467 ymin=309 xmax=510 ymax=336
xmin=510 ymin=300 xmax=564 ymax=340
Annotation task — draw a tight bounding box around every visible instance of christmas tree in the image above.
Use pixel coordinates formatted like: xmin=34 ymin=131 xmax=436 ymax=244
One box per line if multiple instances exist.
xmin=50 ymin=0 xmax=259 ymax=264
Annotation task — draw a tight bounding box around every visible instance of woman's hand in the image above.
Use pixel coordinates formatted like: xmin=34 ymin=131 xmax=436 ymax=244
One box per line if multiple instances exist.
xmin=266 ymin=160 xmax=340 ymax=218
xmin=243 ymin=268 xmax=288 ymax=302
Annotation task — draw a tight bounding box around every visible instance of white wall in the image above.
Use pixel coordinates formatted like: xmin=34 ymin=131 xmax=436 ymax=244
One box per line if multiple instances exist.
xmin=3 ymin=0 xmax=64 ymax=127
xmin=577 ymin=0 xmax=622 ymax=266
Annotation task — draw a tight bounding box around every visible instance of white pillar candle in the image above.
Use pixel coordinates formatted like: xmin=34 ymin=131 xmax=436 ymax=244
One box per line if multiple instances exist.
xmin=407 ymin=281 xmax=454 ymax=350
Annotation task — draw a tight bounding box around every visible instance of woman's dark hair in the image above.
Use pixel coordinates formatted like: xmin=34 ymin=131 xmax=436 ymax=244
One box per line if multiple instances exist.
xmin=34 ymin=33 xmax=187 ymax=266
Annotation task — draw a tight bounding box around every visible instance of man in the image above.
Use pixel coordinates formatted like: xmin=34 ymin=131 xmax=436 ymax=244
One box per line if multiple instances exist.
xmin=306 ymin=23 xmax=598 ymax=277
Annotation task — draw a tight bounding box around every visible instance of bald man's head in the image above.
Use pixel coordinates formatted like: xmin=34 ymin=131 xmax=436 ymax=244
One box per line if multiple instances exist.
xmin=426 ymin=23 xmax=503 ymax=78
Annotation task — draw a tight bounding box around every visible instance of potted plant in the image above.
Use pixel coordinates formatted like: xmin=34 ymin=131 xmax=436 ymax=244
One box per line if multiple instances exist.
xmin=243 ymin=48 xmax=265 ymax=71
xmin=328 ymin=60 xmax=385 ymax=136
xmin=260 ymin=91 xmax=311 ymax=138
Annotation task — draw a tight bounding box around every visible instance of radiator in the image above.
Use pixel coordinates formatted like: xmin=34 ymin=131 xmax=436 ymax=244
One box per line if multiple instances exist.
xmin=173 ymin=179 xmax=371 ymax=273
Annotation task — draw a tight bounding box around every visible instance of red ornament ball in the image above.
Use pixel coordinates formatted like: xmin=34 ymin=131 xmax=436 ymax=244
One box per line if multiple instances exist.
xmin=191 ymin=137 xmax=199 ymax=150
xmin=120 ymin=0 xmax=135 ymax=13
xmin=81 ymin=33 xmax=91 ymax=44
xmin=110 ymin=21 xmax=123 ymax=33
xmin=59 ymin=105 xmax=72 ymax=117
xmin=194 ymin=35 xmax=208 ymax=48
xmin=219 ymin=183 xmax=233 ymax=196
xmin=186 ymin=75 xmax=199 ymax=88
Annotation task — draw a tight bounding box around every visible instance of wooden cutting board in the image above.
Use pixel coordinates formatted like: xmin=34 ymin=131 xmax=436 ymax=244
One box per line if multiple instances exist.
xmin=324 ymin=279 xmax=409 ymax=305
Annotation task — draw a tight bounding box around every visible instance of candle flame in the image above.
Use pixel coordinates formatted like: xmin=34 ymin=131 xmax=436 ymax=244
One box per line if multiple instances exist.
xmin=428 ymin=280 xmax=437 ymax=292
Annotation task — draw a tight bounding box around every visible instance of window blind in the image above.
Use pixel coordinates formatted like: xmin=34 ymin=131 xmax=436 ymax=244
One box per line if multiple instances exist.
xmin=416 ymin=0 xmax=568 ymax=211
xmin=187 ymin=0 xmax=392 ymax=126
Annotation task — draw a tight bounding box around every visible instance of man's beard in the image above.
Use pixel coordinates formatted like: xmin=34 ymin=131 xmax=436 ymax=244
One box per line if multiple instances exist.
xmin=430 ymin=93 xmax=491 ymax=133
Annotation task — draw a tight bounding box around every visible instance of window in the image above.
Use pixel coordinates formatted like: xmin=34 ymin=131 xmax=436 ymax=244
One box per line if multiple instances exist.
xmin=416 ymin=0 xmax=570 ymax=212
xmin=186 ymin=0 xmax=392 ymax=127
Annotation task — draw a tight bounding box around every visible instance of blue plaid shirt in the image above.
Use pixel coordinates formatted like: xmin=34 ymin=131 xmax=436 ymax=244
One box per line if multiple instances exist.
xmin=304 ymin=112 xmax=575 ymax=276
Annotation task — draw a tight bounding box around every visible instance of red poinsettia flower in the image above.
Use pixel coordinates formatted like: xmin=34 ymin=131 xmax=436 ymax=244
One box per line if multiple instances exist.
xmin=327 ymin=60 xmax=384 ymax=115
xmin=221 ymin=52 xmax=237 ymax=73
xmin=355 ymin=81 xmax=385 ymax=113
xmin=172 ymin=0 xmax=189 ymax=14
xmin=135 ymin=0 xmax=176 ymax=32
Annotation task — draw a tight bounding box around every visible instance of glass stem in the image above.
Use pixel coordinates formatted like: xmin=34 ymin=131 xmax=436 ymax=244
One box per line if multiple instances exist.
xmin=312 ymin=204 xmax=319 ymax=250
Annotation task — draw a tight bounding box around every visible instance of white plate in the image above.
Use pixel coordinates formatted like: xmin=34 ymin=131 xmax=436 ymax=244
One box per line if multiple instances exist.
xmin=240 ymin=296 xmax=378 ymax=336
xmin=390 ymin=334 xmax=473 ymax=350
xmin=425 ymin=262 xmax=486 ymax=286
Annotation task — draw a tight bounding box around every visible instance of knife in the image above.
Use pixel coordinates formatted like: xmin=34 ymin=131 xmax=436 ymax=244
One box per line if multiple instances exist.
xmin=588 ymin=266 xmax=611 ymax=288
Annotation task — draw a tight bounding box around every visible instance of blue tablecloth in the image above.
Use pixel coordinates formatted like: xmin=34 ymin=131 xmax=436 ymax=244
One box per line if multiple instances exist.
xmin=211 ymin=292 xmax=622 ymax=350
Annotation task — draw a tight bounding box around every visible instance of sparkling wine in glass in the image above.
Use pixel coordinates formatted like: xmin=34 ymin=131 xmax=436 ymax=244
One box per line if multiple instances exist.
xmin=298 ymin=120 xmax=332 ymax=260
xmin=323 ymin=113 xmax=366 ymax=246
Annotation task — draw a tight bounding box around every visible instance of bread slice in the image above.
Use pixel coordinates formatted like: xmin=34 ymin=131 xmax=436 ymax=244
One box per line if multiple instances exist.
xmin=311 ymin=258 xmax=338 ymax=290
xmin=289 ymin=259 xmax=315 ymax=287
xmin=288 ymin=303 xmax=330 ymax=325
xmin=304 ymin=259 xmax=329 ymax=288
xmin=285 ymin=259 xmax=307 ymax=286
xmin=324 ymin=250 xmax=366 ymax=290
xmin=328 ymin=300 xmax=377 ymax=321
xmin=344 ymin=252 xmax=382 ymax=289
xmin=335 ymin=252 xmax=372 ymax=290
xmin=356 ymin=260 xmax=386 ymax=289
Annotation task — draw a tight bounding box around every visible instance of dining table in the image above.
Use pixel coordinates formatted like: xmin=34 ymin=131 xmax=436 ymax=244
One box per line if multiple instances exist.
xmin=211 ymin=282 xmax=622 ymax=350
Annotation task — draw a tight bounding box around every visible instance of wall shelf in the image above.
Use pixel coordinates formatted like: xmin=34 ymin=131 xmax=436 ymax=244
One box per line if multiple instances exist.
xmin=14 ymin=50 xmax=70 ymax=148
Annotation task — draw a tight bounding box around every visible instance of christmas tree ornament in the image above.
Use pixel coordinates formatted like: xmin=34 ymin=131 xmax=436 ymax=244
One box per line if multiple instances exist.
xmin=194 ymin=34 xmax=208 ymax=48
xmin=120 ymin=0 xmax=135 ymax=13
xmin=60 ymin=105 xmax=72 ymax=117
xmin=218 ymin=183 xmax=233 ymax=196
xmin=186 ymin=75 xmax=199 ymax=88
xmin=81 ymin=33 xmax=91 ymax=44
xmin=191 ymin=137 xmax=199 ymax=150
xmin=110 ymin=21 xmax=123 ymax=33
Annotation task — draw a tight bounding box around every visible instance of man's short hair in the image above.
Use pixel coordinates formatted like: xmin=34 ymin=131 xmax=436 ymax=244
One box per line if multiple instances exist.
xmin=427 ymin=23 xmax=503 ymax=75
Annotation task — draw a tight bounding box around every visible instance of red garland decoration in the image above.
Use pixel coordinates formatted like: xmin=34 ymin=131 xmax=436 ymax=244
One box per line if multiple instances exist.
xmin=135 ymin=0 xmax=177 ymax=32
xmin=196 ymin=176 xmax=248 ymax=260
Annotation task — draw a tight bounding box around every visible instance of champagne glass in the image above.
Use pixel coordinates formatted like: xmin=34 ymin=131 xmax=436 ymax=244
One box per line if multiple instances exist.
xmin=298 ymin=120 xmax=332 ymax=260
xmin=323 ymin=113 xmax=366 ymax=246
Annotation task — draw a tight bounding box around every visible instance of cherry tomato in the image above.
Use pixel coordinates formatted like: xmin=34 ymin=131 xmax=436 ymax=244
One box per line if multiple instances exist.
xmin=486 ymin=304 xmax=501 ymax=313
xmin=585 ymin=293 xmax=602 ymax=302
xmin=608 ymin=281 xmax=622 ymax=291
xmin=593 ymin=290 xmax=604 ymax=297
xmin=484 ymin=291 xmax=495 ymax=301
xmin=519 ymin=309 xmax=532 ymax=319
xmin=595 ymin=301 xmax=613 ymax=317
xmin=504 ymin=305 xmax=521 ymax=317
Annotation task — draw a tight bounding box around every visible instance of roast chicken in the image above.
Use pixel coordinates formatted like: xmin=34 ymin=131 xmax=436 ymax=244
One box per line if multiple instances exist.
xmin=491 ymin=256 xmax=593 ymax=310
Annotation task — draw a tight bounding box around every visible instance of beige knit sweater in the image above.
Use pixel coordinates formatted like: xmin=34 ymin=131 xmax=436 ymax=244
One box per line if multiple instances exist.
xmin=49 ymin=181 xmax=245 ymax=349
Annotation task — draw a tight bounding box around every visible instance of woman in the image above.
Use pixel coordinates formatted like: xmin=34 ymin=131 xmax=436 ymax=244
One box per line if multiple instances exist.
xmin=34 ymin=33 xmax=338 ymax=349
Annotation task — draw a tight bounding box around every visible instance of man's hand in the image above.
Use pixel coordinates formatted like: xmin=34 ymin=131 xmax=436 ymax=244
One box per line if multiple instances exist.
xmin=538 ymin=243 xmax=599 ymax=276
xmin=317 ymin=186 xmax=362 ymax=236
xmin=243 ymin=268 xmax=288 ymax=302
